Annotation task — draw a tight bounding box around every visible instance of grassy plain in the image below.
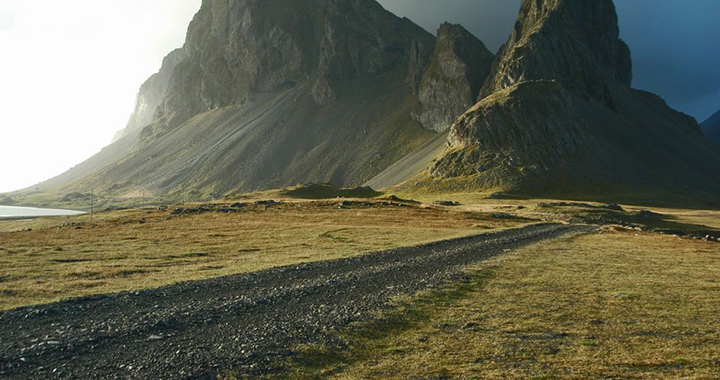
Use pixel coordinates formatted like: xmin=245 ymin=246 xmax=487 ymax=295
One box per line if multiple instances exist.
xmin=0 ymin=198 xmax=525 ymax=310
xmin=290 ymin=230 xmax=720 ymax=379
xmin=3 ymin=189 xmax=720 ymax=379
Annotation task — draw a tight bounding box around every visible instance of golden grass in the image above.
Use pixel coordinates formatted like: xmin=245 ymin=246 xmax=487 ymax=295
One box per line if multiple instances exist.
xmin=0 ymin=200 xmax=522 ymax=311
xmin=292 ymin=230 xmax=720 ymax=379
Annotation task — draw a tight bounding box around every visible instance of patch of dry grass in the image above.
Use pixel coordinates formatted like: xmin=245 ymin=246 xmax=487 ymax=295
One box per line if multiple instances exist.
xmin=0 ymin=200 xmax=521 ymax=310
xmin=294 ymin=230 xmax=720 ymax=379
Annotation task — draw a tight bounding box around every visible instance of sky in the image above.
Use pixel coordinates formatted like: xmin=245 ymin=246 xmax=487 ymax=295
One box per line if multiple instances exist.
xmin=1 ymin=0 xmax=718 ymax=194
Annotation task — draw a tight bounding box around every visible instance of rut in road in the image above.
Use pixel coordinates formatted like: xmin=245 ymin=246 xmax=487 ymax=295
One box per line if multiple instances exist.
xmin=0 ymin=223 xmax=595 ymax=379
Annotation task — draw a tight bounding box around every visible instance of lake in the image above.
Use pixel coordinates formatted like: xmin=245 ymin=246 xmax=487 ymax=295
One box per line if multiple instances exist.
xmin=0 ymin=205 xmax=86 ymax=220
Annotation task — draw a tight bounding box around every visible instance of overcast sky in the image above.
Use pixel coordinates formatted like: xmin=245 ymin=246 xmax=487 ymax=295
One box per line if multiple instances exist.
xmin=1 ymin=0 xmax=718 ymax=194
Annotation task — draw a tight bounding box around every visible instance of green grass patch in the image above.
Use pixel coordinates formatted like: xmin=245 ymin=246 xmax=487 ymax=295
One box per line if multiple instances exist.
xmin=285 ymin=272 xmax=495 ymax=379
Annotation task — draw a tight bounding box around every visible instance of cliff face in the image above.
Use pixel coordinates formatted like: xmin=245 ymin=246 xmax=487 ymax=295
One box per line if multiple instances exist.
xmin=146 ymin=0 xmax=435 ymax=139
xmin=422 ymin=0 xmax=720 ymax=203
xmin=413 ymin=23 xmax=494 ymax=132
xmin=112 ymin=48 xmax=186 ymax=143
xmin=480 ymin=0 xmax=631 ymax=103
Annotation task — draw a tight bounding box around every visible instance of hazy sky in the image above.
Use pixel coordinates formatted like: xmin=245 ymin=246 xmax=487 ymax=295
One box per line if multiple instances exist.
xmin=1 ymin=0 xmax=718 ymax=194
xmin=0 ymin=0 xmax=201 ymax=193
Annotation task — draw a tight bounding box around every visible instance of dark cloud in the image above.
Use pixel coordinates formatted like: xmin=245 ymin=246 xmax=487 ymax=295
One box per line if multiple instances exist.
xmin=378 ymin=0 xmax=720 ymax=121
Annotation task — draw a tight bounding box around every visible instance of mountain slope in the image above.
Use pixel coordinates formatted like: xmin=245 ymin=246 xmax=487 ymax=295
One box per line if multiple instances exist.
xmin=402 ymin=0 xmax=720 ymax=204
xmin=111 ymin=49 xmax=187 ymax=143
xmin=706 ymin=123 xmax=720 ymax=146
xmin=701 ymin=110 xmax=720 ymax=132
xmin=15 ymin=0 xmax=476 ymax=202
xmin=702 ymin=110 xmax=720 ymax=146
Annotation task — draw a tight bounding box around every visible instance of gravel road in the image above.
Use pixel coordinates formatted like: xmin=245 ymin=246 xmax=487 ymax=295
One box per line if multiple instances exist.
xmin=0 ymin=223 xmax=594 ymax=379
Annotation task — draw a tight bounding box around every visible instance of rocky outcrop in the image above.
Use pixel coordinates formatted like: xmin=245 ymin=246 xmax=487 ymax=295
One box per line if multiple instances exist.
xmin=422 ymin=0 xmax=720 ymax=203
xmin=479 ymin=0 xmax=632 ymax=104
xmin=112 ymin=48 xmax=186 ymax=142
xmin=147 ymin=0 xmax=435 ymax=138
xmin=413 ymin=23 xmax=495 ymax=132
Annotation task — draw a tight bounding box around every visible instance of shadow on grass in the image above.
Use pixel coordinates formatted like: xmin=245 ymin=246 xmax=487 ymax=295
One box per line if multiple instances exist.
xmin=284 ymin=272 xmax=495 ymax=379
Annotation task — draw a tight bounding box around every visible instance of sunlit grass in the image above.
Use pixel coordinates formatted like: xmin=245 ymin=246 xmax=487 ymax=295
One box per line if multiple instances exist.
xmin=0 ymin=200 xmax=522 ymax=310
xmin=290 ymin=231 xmax=720 ymax=379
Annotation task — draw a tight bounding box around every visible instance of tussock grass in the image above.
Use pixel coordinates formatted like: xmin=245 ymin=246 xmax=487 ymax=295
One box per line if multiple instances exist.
xmin=290 ymin=231 xmax=720 ymax=379
xmin=0 ymin=200 xmax=519 ymax=310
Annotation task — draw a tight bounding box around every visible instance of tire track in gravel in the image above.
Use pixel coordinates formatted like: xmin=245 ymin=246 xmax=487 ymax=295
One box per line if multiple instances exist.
xmin=0 ymin=223 xmax=596 ymax=379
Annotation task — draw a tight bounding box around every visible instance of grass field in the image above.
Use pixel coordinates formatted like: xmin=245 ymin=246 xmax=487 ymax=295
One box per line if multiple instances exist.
xmin=3 ymin=192 xmax=720 ymax=378
xmin=0 ymin=198 xmax=527 ymax=310
xmin=289 ymin=229 xmax=720 ymax=379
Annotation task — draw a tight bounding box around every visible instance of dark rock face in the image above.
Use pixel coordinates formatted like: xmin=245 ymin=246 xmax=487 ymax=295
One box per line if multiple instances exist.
xmin=480 ymin=0 xmax=632 ymax=102
xmin=149 ymin=0 xmax=435 ymax=137
xmin=706 ymin=123 xmax=720 ymax=146
xmin=413 ymin=23 xmax=494 ymax=132
xmin=426 ymin=0 xmax=720 ymax=203
xmin=701 ymin=110 xmax=720 ymax=132
xmin=112 ymin=48 xmax=186 ymax=142
xmin=702 ymin=110 xmax=720 ymax=146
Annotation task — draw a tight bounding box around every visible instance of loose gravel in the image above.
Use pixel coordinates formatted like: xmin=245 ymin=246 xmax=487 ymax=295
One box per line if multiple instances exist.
xmin=0 ymin=223 xmax=594 ymax=379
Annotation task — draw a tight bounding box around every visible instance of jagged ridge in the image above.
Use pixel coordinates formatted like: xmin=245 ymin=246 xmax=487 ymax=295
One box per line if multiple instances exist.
xmin=412 ymin=23 xmax=494 ymax=132
xmin=414 ymin=0 xmax=720 ymax=204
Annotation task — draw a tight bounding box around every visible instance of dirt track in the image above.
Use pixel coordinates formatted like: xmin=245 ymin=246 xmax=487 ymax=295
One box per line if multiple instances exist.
xmin=0 ymin=223 xmax=595 ymax=379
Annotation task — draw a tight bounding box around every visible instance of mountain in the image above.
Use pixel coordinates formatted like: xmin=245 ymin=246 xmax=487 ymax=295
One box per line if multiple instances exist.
xmin=22 ymin=0 xmax=481 ymax=201
xmin=706 ymin=124 xmax=720 ymax=146
xmin=394 ymin=0 xmax=720 ymax=204
xmin=412 ymin=23 xmax=495 ymax=132
xmin=701 ymin=110 xmax=720 ymax=132
xmin=702 ymin=110 xmax=720 ymax=146
xmin=15 ymin=0 xmax=720 ymax=207
xmin=111 ymin=49 xmax=187 ymax=143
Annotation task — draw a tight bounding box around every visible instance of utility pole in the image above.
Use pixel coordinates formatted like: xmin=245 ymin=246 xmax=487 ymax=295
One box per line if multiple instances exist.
xmin=90 ymin=188 xmax=94 ymax=223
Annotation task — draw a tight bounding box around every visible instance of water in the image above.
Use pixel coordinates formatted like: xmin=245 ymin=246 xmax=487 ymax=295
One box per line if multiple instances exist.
xmin=0 ymin=205 xmax=86 ymax=220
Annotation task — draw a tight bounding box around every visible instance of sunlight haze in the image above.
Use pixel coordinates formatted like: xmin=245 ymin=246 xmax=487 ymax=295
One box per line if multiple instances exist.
xmin=0 ymin=0 xmax=201 ymax=193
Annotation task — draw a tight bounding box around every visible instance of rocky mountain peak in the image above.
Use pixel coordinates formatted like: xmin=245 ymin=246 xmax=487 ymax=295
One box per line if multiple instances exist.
xmin=150 ymin=0 xmax=435 ymax=136
xmin=480 ymin=0 xmax=632 ymax=102
xmin=418 ymin=0 xmax=720 ymax=202
xmin=412 ymin=23 xmax=495 ymax=132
